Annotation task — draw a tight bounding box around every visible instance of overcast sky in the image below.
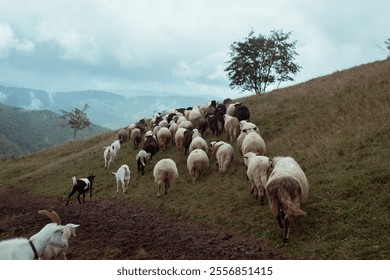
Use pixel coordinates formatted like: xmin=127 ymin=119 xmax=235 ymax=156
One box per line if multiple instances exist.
xmin=0 ymin=0 xmax=389 ymax=99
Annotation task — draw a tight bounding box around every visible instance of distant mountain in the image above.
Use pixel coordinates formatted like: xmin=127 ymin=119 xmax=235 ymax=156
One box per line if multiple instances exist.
xmin=0 ymin=103 xmax=109 ymax=159
xmin=0 ymin=85 xmax=218 ymax=129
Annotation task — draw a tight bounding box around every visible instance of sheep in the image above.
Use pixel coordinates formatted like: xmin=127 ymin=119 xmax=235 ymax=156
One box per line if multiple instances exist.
xmin=156 ymin=126 xmax=172 ymax=151
xmin=187 ymin=149 xmax=209 ymax=183
xmin=188 ymin=134 xmax=208 ymax=154
xmin=143 ymin=134 xmax=159 ymax=160
xmin=38 ymin=210 xmax=79 ymax=260
xmin=175 ymin=127 xmax=187 ymax=152
xmin=234 ymin=104 xmax=250 ymax=121
xmin=226 ymin=102 xmax=240 ymax=116
xmin=204 ymin=100 xmax=217 ymax=119
xmin=66 ymin=173 xmax=96 ymax=205
xmin=178 ymin=120 xmax=193 ymax=130
xmin=168 ymin=120 xmax=179 ymax=144
xmin=183 ymin=129 xmax=194 ymax=156
xmin=112 ymin=164 xmax=131 ymax=194
xmin=240 ymin=130 xmax=266 ymax=156
xmin=193 ymin=116 xmax=208 ymax=135
xmin=240 ymin=120 xmax=259 ymax=134
xmin=208 ymin=114 xmax=224 ymax=136
xmin=0 ymin=223 xmax=68 ymax=260
xmin=153 ymin=158 xmax=178 ymax=198
xmin=265 ymin=156 xmax=309 ymax=243
xmin=243 ymin=152 xmax=271 ymax=203
xmin=117 ymin=128 xmax=129 ymax=142
xmin=130 ymin=128 xmax=142 ymax=150
xmin=136 ymin=149 xmax=151 ymax=175
xmin=209 ymin=141 xmax=234 ymax=175
xmin=103 ymin=145 xmax=116 ymax=169
xmin=188 ymin=106 xmax=202 ymax=124
xmin=223 ymin=114 xmax=240 ymax=142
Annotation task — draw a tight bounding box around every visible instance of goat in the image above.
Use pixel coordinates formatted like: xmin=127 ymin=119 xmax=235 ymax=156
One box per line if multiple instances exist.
xmin=103 ymin=145 xmax=116 ymax=169
xmin=0 ymin=223 xmax=67 ymax=260
xmin=112 ymin=164 xmax=131 ymax=194
xmin=38 ymin=210 xmax=79 ymax=260
xmin=66 ymin=173 xmax=96 ymax=205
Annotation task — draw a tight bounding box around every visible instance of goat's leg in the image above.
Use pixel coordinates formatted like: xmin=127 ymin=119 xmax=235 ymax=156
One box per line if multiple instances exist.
xmin=276 ymin=207 xmax=285 ymax=229
xmin=66 ymin=189 xmax=76 ymax=206
xmin=77 ymin=193 xmax=82 ymax=204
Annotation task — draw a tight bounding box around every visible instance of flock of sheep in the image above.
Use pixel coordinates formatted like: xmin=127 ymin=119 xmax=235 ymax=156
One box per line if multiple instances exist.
xmin=107 ymin=98 xmax=309 ymax=243
xmin=0 ymin=98 xmax=309 ymax=260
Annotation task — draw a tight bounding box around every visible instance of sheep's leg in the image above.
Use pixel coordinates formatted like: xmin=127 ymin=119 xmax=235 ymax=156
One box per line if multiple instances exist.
xmin=283 ymin=218 xmax=290 ymax=243
xmin=157 ymin=183 xmax=162 ymax=198
xmin=164 ymin=182 xmax=170 ymax=195
xmin=277 ymin=207 xmax=285 ymax=229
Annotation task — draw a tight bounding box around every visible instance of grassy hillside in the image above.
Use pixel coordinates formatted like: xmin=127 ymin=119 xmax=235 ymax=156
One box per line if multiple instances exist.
xmin=0 ymin=60 xmax=389 ymax=259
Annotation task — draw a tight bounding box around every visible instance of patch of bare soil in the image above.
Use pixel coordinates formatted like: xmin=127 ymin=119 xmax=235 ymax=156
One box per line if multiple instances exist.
xmin=0 ymin=185 xmax=293 ymax=260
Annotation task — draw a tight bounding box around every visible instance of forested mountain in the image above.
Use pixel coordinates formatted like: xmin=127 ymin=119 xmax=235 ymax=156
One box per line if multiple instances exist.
xmin=0 ymin=86 xmax=216 ymax=129
xmin=0 ymin=103 xmax=109 ymax=159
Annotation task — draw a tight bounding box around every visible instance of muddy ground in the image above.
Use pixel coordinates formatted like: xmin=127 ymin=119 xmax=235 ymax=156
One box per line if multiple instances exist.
xmin=0 ymin=184 xmax=293 ymax=260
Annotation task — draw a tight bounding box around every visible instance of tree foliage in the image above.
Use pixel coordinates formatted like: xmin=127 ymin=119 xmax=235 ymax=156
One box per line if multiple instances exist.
xmin=59 ymin=104 xmax=91 ymax=140
xmin=225 ymin=30 xmax=301 ymax=94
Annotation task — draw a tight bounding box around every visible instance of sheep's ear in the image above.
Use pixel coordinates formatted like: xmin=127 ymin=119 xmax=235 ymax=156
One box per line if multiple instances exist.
xmin=242 ymin=129 xmax=247 ymax=133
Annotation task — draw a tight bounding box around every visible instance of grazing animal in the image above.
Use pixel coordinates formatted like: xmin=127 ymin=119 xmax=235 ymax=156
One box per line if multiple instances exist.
xmin=0 ymin=223 xmax=67 ymax=260
xmin=112 ymin=164 xmax=131 ymax=194
xmin=103 ymin=145 xmax=116 ymax=169
xmin=143 ymin=134 xmax=160 ymax=159
xmin=66 ymin=174 xmax=96 ymax=205
xmin=117 ymin=128 xmax=129 ymax=142
xmin=209 ymin=141 xmax=234 ymax=175
xmin=136 ymin=149 xmax=151 ymax=175
xmin=241 ymin=130 xmax=266 ymax=156
xmin=266 ymin=156 xmax=309 ymax=243
xmin=153 ymin=158 xmax=178 ymax=198
xmin=243 ymin=152 xmax=271 ymax=203
xmin=38 ymin=210 xmax=79 ymax=260
xmin=187 ymin=149 xmax=209 ymax=183
xmin=130 ymin=128 xmax=142 ymax=150
xmin=223 ymin=114 xmax=240 ymax=142
xmin=156 ymin=126 xmax=172 ymax=151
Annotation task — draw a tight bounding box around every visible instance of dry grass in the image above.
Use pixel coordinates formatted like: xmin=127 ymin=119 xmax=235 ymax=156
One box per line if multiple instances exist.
xmin=1 ymin=59 xmax=390 ymax=259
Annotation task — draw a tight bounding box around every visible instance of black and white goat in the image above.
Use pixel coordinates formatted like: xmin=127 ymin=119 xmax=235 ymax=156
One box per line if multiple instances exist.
xmin=65 ymin=173 xmax=96 ymax=205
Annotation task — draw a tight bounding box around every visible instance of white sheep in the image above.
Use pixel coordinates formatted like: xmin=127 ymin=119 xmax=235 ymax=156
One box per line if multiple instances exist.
xmin=112 ymin=164 xmax=131 ymax=194
xmin=187 ymin=149 xmax=209 ymax=183
xmin=243 ymin=152 xmax=271 ymax=203
xmin=178 ymin=120 xmax=192 ymax=130
xmin=224 ymin=114 xmax=240 ymax=142
xmin=38 ymin=210 xmax=79 ymax=260
xmin=240 ymin=120 xmax=260 ymax=134
xmin=103 ymin=145 xmax=116 ymax=169
xmin=153 ymin=158 xmax=178 ymax=198
xmin=130 ymin=128 xmax=142 ymax=150
xmin=136 ymin=149 xmax=151 ymax=175
xmin=0 ymin=223 xmax=68 ymax=260
xmin=169 ymin=120 xmax=179 ymax=144
xmin=266 ymin=156 xmax=309 ymax=242
xmin=157 ymin=126 xmax=172 ymax=151
xmin=188 ymin=131 xmax=208 ymax=154
xmin=209 ymin=141 xmax=234 ymax=176
xmin=174 ymin=127 xmax=187 ymax=152
xmin=240 ymin=130 xmax=266 ymax=156
xmin=188 ymin=106 xmax=202 ymax=124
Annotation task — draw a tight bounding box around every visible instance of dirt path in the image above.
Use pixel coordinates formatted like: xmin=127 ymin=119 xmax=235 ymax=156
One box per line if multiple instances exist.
xmin=0 ymin=185 xmax=293 ymax=260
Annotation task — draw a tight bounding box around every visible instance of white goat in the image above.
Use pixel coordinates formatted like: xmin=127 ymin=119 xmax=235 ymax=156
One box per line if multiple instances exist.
xmin=103 ymin=145 xmax=116 ymax=169
xmin=112 ymin=164 xmax=131 ymax=194
xmin=38 ymin=210 xmax=79 ymax=260
xmin=266 ymin=156 xmax=309 ymax=242
xmin=0 ymin=223 xmax=67 ymax=260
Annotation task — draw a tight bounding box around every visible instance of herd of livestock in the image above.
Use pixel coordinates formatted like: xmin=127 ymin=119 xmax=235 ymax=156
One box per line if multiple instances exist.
xmin=0 ymin=98 xmax=309 ymax=259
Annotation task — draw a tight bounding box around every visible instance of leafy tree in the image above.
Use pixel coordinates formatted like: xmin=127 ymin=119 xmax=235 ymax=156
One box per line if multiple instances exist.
xmin=59 ymin=104 xmax=91 ymax=140
xmin=225 ymin=30 xmax=301 ymax=94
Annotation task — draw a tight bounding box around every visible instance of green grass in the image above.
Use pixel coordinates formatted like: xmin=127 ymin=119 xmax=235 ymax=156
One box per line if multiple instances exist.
xmin=1 ymin=60 xmax=390 ymax=259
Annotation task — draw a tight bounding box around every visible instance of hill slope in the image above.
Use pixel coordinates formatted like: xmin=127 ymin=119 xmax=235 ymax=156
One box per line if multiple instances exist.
xmin=0 ymin=60 xmax=389 ymax=259
xmin=0 ymin=103 xmax=109 ymax=159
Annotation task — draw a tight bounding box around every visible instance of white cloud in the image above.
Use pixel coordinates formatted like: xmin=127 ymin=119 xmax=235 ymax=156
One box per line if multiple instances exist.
xmin=0 ymin=23 xmax=34 ymax=58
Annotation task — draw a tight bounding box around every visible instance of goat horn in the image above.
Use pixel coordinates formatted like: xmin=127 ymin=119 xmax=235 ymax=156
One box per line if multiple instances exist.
xmin=38 ymin=210 xmax=61 ymax=225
